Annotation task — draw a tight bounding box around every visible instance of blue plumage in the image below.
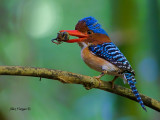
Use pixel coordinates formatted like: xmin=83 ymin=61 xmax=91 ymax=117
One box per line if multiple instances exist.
xmin=89 ymin=42 xmax=146 ymax=111
xmin=89 ymin=42 xmax=134 ymax=74
xmin=124 ymin=73 xmax=147 ymax=111
xmin=60 ymin=16 xmax=147 ymax=111
xmin=79 ymin=16 xmax=109 ymax=36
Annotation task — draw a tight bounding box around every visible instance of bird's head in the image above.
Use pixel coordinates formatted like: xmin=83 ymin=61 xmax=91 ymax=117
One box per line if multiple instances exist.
xmin=60 ymin=16 xmax=111 ymax=47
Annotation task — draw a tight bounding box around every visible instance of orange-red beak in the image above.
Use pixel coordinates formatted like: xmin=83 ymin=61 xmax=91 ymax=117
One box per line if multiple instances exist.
xmin=60 ymin=30 xmax=88 ymax=43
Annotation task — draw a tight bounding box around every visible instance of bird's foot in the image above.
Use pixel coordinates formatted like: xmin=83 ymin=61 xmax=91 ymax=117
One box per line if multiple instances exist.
xmin=93 ymin=76 xmax=102 ymax=87
xmin=109 ymin=76 xmax=118 ymax=89
xmin=109 ymin=81 xmax=115 ymax=89
xmin=83 ymin=76 xmax=102 ymax=90
xmin=93 ymin=71 xmax=107 ymax=86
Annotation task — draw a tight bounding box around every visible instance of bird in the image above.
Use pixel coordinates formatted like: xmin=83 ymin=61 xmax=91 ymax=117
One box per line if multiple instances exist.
xmin=58 ymin=16 xmax=147 ymax=111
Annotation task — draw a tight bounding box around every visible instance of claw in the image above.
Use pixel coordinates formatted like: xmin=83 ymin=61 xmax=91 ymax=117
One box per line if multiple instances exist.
xmin=93 ymin=71 xmax=107 ymax=86
xmin=93 ymin=76 xmax=102 ymax=86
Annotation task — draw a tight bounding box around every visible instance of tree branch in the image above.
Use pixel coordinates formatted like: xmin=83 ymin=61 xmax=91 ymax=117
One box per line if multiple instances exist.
xmin=0 ymin=66 xmax=159 ymax=112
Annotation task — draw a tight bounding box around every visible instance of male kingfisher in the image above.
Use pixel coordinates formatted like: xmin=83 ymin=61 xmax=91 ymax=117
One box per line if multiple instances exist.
xmin=58 ymin=16 xmax=146 ymax=111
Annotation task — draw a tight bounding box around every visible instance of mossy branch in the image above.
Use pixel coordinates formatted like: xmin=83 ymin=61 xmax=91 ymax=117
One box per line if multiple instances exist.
xmin=0 ymin=66 xmax=159 ymax=112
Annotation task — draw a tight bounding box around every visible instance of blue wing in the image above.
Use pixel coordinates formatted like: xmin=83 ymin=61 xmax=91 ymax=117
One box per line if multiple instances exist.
xmin=88 ymin=42 xmax=135 ymax=74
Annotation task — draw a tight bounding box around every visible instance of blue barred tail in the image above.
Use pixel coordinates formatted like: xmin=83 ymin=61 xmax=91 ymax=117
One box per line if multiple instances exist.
xmin=124 ymin=73 xmax=147 ymax=112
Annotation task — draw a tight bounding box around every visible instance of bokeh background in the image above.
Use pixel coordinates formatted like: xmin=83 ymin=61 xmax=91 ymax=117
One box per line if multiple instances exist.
xmin=0 ymin=0 xmax=160 ymax=120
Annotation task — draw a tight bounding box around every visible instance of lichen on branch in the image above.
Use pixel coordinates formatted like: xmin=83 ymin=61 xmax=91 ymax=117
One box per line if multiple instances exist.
xmin=0 ymin=66 xmax=159 ymax=112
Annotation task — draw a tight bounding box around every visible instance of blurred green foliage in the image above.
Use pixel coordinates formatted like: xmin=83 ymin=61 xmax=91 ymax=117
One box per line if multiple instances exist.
xmin=0 ymin=0 xmax=160 ymax=120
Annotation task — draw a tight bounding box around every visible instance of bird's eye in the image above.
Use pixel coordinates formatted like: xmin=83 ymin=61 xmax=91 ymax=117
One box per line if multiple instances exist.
xmin=87 ymin=30 xmax=92 ymax=34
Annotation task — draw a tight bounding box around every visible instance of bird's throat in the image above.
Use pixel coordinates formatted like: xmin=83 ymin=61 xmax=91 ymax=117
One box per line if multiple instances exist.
xmin=78 ymin=42 xmax=88 ymax=49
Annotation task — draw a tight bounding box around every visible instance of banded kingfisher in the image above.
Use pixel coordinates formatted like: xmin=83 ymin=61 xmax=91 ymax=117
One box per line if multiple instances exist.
xmin=55 ymin=16 xmax=146 ymax=111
